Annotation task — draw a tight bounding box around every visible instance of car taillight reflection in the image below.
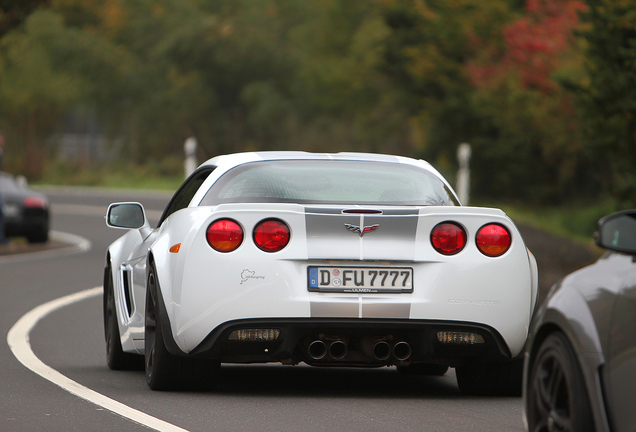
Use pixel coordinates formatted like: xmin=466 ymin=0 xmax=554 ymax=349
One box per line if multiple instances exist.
xmin=206 ymin=219 xmax=243 ymax=252
xmin=476 ymin=224 xmax=511 ymax=257
xmin=253 ymin=219 xmax=290 ymax=252
xmin=431 ymin=222 xmax=467 ymax=255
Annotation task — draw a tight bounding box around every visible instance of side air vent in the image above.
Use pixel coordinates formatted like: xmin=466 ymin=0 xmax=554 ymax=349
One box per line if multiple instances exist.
xmin=120 ymin=266 xmax=134 ymax=318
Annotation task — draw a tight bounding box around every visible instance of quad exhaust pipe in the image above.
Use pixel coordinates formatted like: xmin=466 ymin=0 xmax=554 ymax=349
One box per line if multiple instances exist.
xmin=365 ymin=339 xmax=412 ymax=361
xmin=308 ymin=338 xmax=411 ymax=361
xmin=372 ymin=341 xmax=391 ymax=361
xmin=392 ymin=341 xmax=412 ymax=361
xmin=308 ymin=340 xmax=327 ymax=360
xmin=308 ymin=339 xmax=348 ymax=360
xmin=329 ymin=340 xmax=348 ymax=360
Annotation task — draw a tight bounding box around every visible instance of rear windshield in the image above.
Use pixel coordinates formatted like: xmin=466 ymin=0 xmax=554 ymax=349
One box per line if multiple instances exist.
xmin=200 ymin=160 xmax=458 ymax=206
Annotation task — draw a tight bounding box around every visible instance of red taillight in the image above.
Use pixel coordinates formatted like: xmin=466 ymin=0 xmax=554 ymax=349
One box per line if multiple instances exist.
xmin=253 ymin=219 xmax=290 ymax=252
xmin=206 ymin=219 xmax=243 ymax=252
xmin=431 ymin=222 xmax=467 ymax=255
xmin=476 ymin=224 xmax=511 ymax=257
xmin=24 ymin=196 xmax=47 ymax=208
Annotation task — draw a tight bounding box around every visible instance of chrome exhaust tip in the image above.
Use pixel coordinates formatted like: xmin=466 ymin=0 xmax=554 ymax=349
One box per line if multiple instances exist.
xmin=308 ymin=340 xmax=327 ymax=360
xmin=329 ymin=340 xmax=348 ymax=360
xmin=393 ymin=341 xmax=412 ymax=361
xmin=372 ymin=341 xmax=391 ymax=361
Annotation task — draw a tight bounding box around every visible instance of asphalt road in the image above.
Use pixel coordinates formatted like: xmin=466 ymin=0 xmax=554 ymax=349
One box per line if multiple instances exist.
xmin=1 ymin=187 xmax=526 ymax=432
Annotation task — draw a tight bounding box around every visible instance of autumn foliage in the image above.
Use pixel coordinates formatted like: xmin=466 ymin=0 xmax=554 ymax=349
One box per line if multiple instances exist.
xmin=468 ymin=0 xmax=586 ymax=93
xmin=0 ymin=0 xmax=633 ymax=205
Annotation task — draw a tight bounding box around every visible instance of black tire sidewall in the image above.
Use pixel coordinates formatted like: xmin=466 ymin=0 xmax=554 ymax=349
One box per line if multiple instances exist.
xmin=145 ymin=266 xmax=180 ymax=390
xmin=527 ymin=332 xmax=594 ymax=432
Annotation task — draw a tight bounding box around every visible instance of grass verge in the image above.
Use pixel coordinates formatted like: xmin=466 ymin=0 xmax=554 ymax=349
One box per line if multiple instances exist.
xmin=484 ymin=200 xmax=619 ymax=245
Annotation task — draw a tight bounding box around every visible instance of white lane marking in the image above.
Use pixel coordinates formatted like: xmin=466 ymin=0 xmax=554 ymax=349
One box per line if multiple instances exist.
xmin=51 ymin=230 xmax=92 ymax=252
xmin=7 ymin=287 xmax=190 ymax=432
xmin=0 ymin=230 xmax=92 ymax=264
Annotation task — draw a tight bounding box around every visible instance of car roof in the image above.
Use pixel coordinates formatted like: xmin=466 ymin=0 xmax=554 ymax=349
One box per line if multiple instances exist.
xmin=200 ymin=151 xmax=438 ymax=172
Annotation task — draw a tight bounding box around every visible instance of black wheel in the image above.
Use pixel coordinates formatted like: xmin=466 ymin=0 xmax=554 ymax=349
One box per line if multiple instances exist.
xmin=103 ymin=266 xmax=143 ymax=370
xmin=526 ymin=332 xmax=593 ymax=432
xmin=145 ymin=265 xmax=220 ymax=391
xmin=397 ymin=363 xmax=449 ymax=376
xmin=145 ymin=268 xmax=180 ymax=390
xmin=456 ymin=359 xmax=523 ymax=396
xmin=26 ymin=225 xmax=48 ymax=243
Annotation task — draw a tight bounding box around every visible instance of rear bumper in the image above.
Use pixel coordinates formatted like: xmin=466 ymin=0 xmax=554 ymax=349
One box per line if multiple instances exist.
xmin=180 ymin=317 xmax=513 ymax=367
xmin=5 ymin=210 xmax=48 ymax=236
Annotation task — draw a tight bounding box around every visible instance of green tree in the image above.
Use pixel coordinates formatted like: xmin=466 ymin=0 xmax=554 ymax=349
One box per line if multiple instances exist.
xmin=465 ymin=0 xmax=593 ymax=203
xmin=578 ymin=0 xmax=636 ymax=206
xmin=380 ymin=0 xmax=517 ymax=177
xmin=0 ymin=10 xmax=82 ymax=177
xmin=0 ymin=0 xmax=50 ymax=37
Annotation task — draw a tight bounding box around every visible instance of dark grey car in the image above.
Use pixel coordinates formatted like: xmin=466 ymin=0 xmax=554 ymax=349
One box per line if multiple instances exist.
xmin=523 ymin=209 xmax=636 ymax=432
xmin=0 ymin=172 xmax=49 ymax=243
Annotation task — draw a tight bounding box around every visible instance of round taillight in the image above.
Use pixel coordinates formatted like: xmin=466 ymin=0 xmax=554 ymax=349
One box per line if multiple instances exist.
xmin=476 ymin=224 xmax=511 ymax=257
xmin=253 ymin=219 xmax=290 ymax=252
xmin=431 ymin=222 xmax=467 ymax=255
xmin=206 ymin=219 xmax=243 ymax=252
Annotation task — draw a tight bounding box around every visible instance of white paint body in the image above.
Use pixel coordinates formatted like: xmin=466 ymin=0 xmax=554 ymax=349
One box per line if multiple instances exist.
xmin=106 ymin=152 xmax=538 ymax=361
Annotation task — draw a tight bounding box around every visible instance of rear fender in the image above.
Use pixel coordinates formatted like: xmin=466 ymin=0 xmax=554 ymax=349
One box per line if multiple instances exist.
xmin=147 ymin=207 xmax=217 ymax=352
xmin=527 ymin=282 xmax=611 ymax=432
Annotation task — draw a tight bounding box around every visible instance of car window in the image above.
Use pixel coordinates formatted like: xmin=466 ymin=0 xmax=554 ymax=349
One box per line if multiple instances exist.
xmin=200 ymin=160 xmax=458 ymax=206
xmin=158 ymin=168 xmax=215 ymax=226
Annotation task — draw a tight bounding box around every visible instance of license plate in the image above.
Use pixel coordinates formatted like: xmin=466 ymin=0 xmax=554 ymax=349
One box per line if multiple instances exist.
xmin=308 ymin=266 xmax=413 ymax=293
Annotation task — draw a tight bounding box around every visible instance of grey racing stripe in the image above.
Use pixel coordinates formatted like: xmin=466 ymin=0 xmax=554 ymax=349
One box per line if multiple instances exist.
xmin=305 ymin=207 xmax=417 ymax=318
xmin=310 ymin=299 xmax=359 ymax=318
xmin=361 ymin=301 xmax=410 ymax=319
xmin=310 ymin=296 xmax=411 ymax=318
xmin=305 ymin=207 xmax=419 ymax=261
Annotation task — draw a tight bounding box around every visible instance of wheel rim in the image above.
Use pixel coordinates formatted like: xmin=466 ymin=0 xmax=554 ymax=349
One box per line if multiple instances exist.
xmin=531 ymin=350 xmax=572 ymax=432
xmin=145 ymin=272 xmax=158 ymax=380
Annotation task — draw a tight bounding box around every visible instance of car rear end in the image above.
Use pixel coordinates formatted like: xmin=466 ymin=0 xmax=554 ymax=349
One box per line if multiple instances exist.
xmin=0 ymin=173 xmax=49 ymax=243
xmin=162 ymin=202 xmax=536 ymax=371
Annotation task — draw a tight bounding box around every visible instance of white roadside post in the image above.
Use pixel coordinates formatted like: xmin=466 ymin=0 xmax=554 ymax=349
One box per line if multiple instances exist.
xmin=456 ymin=143 xmax=471 ymax=205
xmin=184 ymin=137 xmax=198 ymax=178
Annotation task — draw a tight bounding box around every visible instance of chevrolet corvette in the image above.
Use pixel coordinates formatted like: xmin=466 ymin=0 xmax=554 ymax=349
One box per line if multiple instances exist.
xmin=103 ymin=152 xmax=538 ymax=393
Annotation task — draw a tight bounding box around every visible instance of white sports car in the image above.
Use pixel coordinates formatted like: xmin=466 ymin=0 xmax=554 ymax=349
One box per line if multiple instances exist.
xmin=104 ymin=151 xmax=538 ymax=394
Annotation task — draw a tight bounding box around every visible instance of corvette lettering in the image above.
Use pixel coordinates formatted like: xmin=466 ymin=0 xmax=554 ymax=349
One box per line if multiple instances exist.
xmin=344 ymin=223 xmax=379 ymax=237
xmin=447 ymin=299 xmax=500 ymax=306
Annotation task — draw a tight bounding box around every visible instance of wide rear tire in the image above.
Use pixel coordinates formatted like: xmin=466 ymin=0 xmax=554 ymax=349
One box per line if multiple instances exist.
xmin=526 ymin=332 xmax=593 ymax=432
xmin=145 ymin=265 xmax=220 ymax=391
xmin=26 ymin=225 xmax=48 ymax=243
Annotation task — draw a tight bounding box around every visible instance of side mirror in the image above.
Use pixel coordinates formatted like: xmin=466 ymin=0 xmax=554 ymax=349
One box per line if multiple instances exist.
xmin=595 ymin=210 xmax=636 ymax=255
xmin=106 ymin=202 xmax=148 ymax=230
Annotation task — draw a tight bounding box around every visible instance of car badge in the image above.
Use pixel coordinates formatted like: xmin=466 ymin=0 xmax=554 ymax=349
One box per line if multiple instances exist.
xmin=344 ymin=223 xmax=379 ymax=237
